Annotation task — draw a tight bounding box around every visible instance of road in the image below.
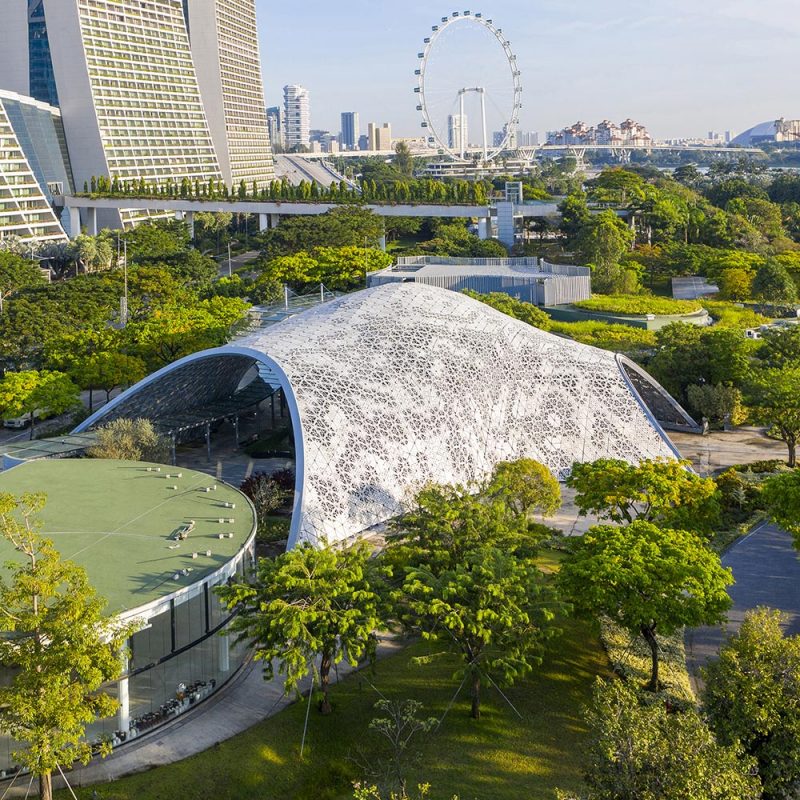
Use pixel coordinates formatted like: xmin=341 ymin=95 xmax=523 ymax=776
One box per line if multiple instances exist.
xmin=274 ymin=154 xmax=353 ymax=188
xmin=685 ymin=522 xmax=800 ymax=686
xmin=215 ymin=249 xmax=260 ymax=278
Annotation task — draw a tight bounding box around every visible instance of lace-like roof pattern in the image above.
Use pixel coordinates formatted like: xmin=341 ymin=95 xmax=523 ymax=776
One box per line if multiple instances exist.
xmin=238 ymin=283 xmax=678 ymax=546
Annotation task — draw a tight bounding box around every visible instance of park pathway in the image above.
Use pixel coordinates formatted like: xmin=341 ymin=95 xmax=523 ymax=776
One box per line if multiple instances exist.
xmin=685 ymin=521 xmax=800 ymax=688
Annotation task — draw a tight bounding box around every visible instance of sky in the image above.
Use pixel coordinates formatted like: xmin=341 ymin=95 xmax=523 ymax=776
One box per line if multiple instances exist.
xmin=256 ymin=0 xmax=799 ymax=141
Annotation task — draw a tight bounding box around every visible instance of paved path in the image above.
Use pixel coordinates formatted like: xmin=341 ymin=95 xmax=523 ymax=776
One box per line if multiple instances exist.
xmin=3 ymin=637 xmax=404 ymax=796
xmin=686 ymin=522 xmax=800 ymax=688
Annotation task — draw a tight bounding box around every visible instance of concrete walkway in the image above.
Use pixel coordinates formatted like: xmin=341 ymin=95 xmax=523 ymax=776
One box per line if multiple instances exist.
xmin=4 ymin=637 xmax=404 ymax=796
xmin=685 ymin=521 xmax=800 ymax=689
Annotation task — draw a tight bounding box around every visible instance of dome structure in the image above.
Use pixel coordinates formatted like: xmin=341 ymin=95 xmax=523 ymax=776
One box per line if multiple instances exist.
xmin=76 ymin=283 xmax=694 ymax=547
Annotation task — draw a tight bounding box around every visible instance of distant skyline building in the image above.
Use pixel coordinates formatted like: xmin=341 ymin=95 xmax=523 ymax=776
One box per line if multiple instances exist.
xmin=368 ymin=122 xmax=392 ymax=151
xmin=283 ymin=84 xmax=310 ymax=150
xmin=266 ymin=106 xmax=283 ymax=150
xmin=448 ymin=114 xmax=468 ymax=154
xmin=340 ymin=111 xmax=360 ymax=150
xmin=547 ymin=118 xmax=652 ymax=147
xmin=0 ymin=89 xmax=70 ymax=244
xmin=184 ymin=0 xmax=275 ymax=187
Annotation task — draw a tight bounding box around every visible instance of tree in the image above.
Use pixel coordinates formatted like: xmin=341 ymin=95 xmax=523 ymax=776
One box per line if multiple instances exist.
xmin=401 ymin=545 xmax=556 ymax=719
xmin=746 ymin=365 xmax=800 ymax=467
xmin=686 ymin=383 xmax=747 ymax=426
xmin=703 ymin=608 xmax=800 ymax=800
xmin=86 ymin=418 xmax=170 ymax=462
xmin=752 ymin=259 xmax=798 ymax=308
xmin=558 ymin=521 xmax=732 ymax=691
xmin=216 ymin=543 xmax=388 ymax=714
xmin=757 ymin=324 xmax=800 ymax=369
xmin=393 ymin=142 xmax=414 ymax=178
xmin=717 ymin=267 xmax=753 ymax=301
xmin=76 ymin=351 xmax=147 ymax=403
xmin=0 ymin=493 xmax=133 ymax=800
xmin=123 ymin=298 xmax=248 ymax=368
xmin=461 ymin=290 xmax=552 ymax=330
xmin=761 ymin=470 xmax=800 ymax=544
xmin=356 ymin=699 xmax=437 ymax=798
xmin=556 ymin=678 xmax=761 ymax=800
xmin=485 ymin=458 xmax=561 ymax=519
xmin=566 ymin=457 xmax=720 ymax=533
xmin=0 ymin=370 xmax=79 ymax=439
xmin=0 ymin=251 xmax=45 ymax=313
xmin=386 ymin=479 xmax=542 ymax=576
xmin=574 ymin=211 xmax=634 ymax=270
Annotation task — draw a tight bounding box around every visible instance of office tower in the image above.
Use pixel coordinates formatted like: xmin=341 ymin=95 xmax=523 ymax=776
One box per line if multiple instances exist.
xmin=0 ymin=90 xmax=69 ymax=244
xmin=283 ymin=85 xmax=310 ymax=150
xmin=448 ymin=114 xmax=468 ymax=153
xmin=185 ymin=0 xmax=275 ymax=188
xmin=368 ymin=122 xmax=392 ymax=151
xmin=358 ymin=134 xmax=369 ymax=151
xmin=266 ymin=107 xmax=282 ymax=150
xmin=340 ymin=112 xmax=360 ymax=150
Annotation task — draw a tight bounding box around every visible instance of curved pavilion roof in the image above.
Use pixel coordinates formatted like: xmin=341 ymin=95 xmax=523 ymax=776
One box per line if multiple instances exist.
xmin=77 ymin=283 xmax=687 ymax=547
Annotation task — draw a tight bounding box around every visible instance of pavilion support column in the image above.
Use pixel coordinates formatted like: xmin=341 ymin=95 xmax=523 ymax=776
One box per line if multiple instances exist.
xmin=86 ymin=207 xmax=97 ymax=236
xmin=258 ymin=213 xmax=268 ymax=232
xmin=185 ymin=211 xmax=195 ymax=239
xmin=205 ymin=421 xmax=212 ymax=460
xmin=478 ymin=217 xmax=491 ymax=240
xmin=269 ymin=214 xmax=280 ymax=229
xmin=379 ymin=235 xmax=386 ymax=251
xmin=117 ymin=652 xmax=130 ymax=735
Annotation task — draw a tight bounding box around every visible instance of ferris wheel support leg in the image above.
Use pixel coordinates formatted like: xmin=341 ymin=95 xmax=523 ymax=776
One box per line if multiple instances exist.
xmin=480 ymin=90 xmax=488 ymax=162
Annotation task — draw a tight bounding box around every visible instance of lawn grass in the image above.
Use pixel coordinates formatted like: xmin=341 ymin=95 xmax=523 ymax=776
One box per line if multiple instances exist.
xmin=67 ymin=617 xmax=607 ymax=800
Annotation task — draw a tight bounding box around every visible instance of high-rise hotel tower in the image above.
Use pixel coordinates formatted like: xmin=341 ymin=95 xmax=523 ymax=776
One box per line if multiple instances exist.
xmin=185 ymin=0 xmax=275 ymax=189
xmin=0 ymin=0 xmax=274 ymax=235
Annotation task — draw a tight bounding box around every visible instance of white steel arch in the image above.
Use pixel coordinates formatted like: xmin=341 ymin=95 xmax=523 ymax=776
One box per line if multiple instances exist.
xmin=77 ymin=283 xmax=687 ymax=548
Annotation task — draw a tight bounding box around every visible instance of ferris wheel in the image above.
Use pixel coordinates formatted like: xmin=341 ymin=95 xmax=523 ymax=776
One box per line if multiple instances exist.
xmin=415 ymin=12 xmax=523 ymax=163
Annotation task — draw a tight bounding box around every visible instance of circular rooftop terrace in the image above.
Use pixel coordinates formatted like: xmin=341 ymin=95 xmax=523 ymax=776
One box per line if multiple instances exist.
xmin=0 ymin=459 xmax=256 ymax=618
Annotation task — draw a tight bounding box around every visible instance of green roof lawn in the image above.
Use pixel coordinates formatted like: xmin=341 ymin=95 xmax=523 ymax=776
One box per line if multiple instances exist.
xmin=0 ymin=459 xmax=255 ymax=614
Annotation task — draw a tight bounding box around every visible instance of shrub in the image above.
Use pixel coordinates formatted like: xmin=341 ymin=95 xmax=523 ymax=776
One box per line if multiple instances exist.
xmin=86 ymin=418 xmax=170 ymax=462
xmin=573 ymin=294 xmax=702 ymax=316
xmin=700 ymin=300 xmax=770 ymax=329
xmin=239 ymin=472 xmax=289 ymax=539
xmin=686 ymin=383 xmax=747 ymax=426
xmin=549 ymin=320 xmax=656 ymax=352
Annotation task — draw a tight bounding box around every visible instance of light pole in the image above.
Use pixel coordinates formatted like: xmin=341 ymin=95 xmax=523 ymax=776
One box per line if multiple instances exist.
xmin=228 ymin=243 xmax=232 ymax=277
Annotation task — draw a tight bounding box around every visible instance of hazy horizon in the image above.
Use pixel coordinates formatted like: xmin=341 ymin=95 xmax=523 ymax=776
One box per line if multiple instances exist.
xmin=256 ymin=0 xmax=798 ymax=141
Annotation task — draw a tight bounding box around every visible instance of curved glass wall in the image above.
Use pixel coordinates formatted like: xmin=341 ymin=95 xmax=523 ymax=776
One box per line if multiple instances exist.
xmin=0 ymin=544 xmax=254 ymax=777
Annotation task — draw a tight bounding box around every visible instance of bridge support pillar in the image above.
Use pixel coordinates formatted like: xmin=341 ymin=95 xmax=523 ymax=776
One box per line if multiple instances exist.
xmin=478 ymin=217 xmax=491 ymax=240
xmin=86 ymin=206 xmax=97 ymax=236
xmin=258 ymin=213 xmax=268 ymax=232
xmin=67 ymin=207 xmax=82 ymax=239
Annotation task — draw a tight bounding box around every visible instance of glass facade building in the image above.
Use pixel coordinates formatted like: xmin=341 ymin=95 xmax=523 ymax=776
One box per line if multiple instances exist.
xmin=27 ymin=1 xmax=58 ymax=108
xmin=0 ymin=90 xmax=68 ymax=244
xmin=0 ymin=459 xmax=257 ymax=776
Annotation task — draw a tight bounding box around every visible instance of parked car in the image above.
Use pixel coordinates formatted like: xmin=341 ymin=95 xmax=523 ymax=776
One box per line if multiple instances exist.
xmin=3 ymin=408 xmax=50 ymax=429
